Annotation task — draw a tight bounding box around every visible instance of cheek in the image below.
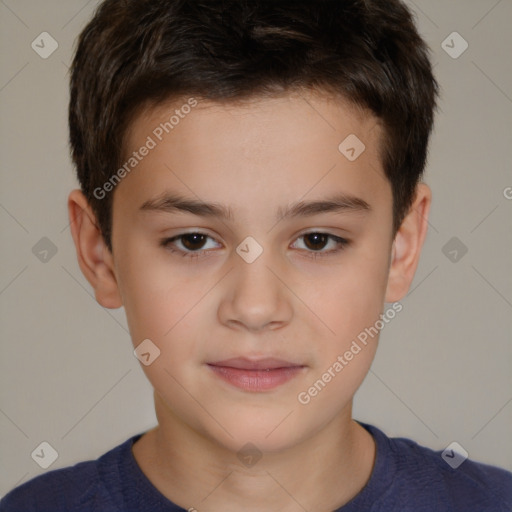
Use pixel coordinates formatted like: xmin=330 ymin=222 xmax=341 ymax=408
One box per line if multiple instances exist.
xmin=308 ymin=250 xmax=390 ymax=343
xmin=295 ymin=262 xmax=388 ymax=415
xmin=117 ymin=256 xmax=209 ymax=394
xmin=115 ymin=243 xmax=204 ymax=347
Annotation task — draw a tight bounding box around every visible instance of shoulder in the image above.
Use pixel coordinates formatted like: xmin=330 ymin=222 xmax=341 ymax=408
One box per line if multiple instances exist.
xmin=366 ymin=423 xmax=512 ymax=511
xmin=0 ymin=460 xmax=103 ymax=512
xmin=0 ymin=436 xmax=138 ymax=512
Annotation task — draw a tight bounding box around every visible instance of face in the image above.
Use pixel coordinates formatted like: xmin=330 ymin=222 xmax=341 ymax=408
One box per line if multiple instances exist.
xmin=108 ymin=92 xmax=395 ymax=452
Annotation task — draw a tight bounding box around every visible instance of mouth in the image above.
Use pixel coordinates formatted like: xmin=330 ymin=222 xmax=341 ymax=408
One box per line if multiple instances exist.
xmin=207 ymin=357 xmax=306 ymax=392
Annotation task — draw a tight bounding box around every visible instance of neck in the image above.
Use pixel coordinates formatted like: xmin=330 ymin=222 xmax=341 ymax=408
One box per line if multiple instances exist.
xmin=132 ymin=392 xmax=376 ymax=512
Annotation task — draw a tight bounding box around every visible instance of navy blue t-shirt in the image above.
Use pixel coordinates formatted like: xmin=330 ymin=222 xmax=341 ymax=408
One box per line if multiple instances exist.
xmin=2 ymin=422 xmax=511 ymax=511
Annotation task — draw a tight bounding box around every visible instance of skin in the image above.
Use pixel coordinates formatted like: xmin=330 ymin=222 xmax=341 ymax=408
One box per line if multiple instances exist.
xmin=68 ymin=90 xmax=431 ymax=512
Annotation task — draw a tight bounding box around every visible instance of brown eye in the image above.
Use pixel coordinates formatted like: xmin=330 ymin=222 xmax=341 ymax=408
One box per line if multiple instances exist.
xmin=180 ymin=233 xmax=208 ymax=251
xmin=303 ymin=233 xmax=329 ymax=251
xmin=160 ymin=232 xmax=221 ymax=258
xmin=291 ymin=232 xmax=349 ymax=258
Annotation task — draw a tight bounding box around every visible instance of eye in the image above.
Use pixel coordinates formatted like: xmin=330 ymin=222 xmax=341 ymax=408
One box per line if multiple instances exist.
xmin=160 ymin=231 xmax=349 ymax=260
xmin=160 ymin=232 xmax=221 ymax=258
xmin=291 ymin=232 xmax=349 ymax=258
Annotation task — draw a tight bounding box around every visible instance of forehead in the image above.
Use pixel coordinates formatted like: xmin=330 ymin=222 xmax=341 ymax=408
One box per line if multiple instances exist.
xmin=116 ymin=91 xmax=390 ymax=220
xmin=128 ymin=90 xmax=381 ymax=154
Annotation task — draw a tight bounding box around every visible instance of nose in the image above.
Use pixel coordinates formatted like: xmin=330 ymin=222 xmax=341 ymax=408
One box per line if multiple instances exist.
xmin=217 ymin=250 xmax=293 ymax=333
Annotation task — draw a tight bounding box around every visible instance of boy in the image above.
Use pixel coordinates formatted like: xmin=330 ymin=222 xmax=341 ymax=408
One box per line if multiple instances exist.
xmin=1 ymin=0 xmax=511 ymax=510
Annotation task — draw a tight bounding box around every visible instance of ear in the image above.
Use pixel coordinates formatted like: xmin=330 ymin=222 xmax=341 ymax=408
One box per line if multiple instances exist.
xmin=385 ymin=183 xmax=431 ymax=302
xmin=67 ymin=189 xmax=123 ymax=309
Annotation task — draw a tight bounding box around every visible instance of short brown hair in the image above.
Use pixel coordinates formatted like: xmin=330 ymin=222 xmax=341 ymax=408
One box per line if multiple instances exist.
xmin=69 ymin=0 xmax=439 ymax=251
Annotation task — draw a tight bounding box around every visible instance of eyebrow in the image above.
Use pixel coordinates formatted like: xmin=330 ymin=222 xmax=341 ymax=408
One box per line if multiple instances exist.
xmin=139 ymin=192 xmax=371 ymax=221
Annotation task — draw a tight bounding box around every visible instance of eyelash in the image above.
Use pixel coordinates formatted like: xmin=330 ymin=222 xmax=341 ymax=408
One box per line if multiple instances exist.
xmin=159 ymin=232 xmax=350 ymax=260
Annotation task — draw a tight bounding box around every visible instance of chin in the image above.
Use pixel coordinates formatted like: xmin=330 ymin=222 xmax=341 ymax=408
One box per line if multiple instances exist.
xmin=199 ymin=409 xmax=308 ymax=455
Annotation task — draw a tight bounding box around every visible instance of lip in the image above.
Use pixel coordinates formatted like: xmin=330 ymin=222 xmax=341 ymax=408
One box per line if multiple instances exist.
xmin=207 ymin=357 xmax=306 ymax=392
xmin=209 ymin=357 xmax=302 ymax=370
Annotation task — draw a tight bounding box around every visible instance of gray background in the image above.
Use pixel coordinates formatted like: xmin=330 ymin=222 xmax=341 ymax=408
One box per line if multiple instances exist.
xmin=1 ymin=0 xmax=511 ymax=496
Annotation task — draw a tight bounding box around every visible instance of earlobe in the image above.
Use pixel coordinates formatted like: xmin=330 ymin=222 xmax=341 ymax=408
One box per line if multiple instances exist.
xmin=385 ymin=183 xmax=431 ymax=302
xmin=68 ymin=189 xmax=123 ymax=309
